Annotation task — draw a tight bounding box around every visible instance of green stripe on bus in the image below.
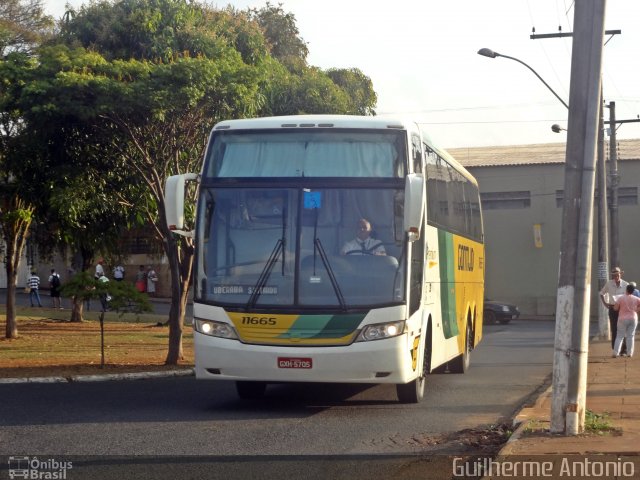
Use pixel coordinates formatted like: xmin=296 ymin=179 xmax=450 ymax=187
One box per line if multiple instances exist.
xmin=438 ymin=230 xmax=459 ymax=339
xmin=311 ymin=313 xmax=366 ymax=339
xmin=278 ymin=313 xmax=365 ymax=339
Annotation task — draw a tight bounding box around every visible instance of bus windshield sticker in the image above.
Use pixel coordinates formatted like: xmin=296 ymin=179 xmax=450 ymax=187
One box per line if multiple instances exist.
xmin=303 ymin=190 xmax=322 ymax=209
xmin=213 ymin=285 xmax=278 ymax=295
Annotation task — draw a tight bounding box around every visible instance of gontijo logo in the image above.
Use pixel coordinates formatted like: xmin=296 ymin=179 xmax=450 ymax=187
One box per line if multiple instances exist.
xmin=457 ymin=244 xmax=474 ymax=272
xmin=8 ymin=456 xmax=73 ymax=479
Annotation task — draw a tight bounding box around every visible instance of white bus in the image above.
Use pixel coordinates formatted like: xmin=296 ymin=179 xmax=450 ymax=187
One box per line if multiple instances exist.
xmin=165 ymin=115 xmax=484 ymax=403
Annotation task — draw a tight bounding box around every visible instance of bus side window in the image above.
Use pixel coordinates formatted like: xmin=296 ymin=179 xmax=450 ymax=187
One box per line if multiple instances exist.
xmin=409 ymin=218 xmax=425 ymax=315
xmin=411 ymin=134 xmax=423 ymax=174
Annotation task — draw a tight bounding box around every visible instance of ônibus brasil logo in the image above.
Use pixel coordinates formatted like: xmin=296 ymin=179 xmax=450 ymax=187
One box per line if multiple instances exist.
xmin=8 ymin=456 xmax=72 ymax=479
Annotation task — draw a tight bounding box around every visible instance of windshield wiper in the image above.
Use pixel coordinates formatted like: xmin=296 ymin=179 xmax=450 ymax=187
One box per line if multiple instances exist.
xmin=247 ymin=204 xmax=287 ymax=309
xmin=308 ymin=204 xmax=347 ymax=310
xmin=313 ymin=238 xmax=347 ymax=311
xmin=247 ymin=239 xmax=283 ymax=309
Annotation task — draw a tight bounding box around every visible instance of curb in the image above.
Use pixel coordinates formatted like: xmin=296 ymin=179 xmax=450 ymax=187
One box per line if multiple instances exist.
xmin=497 ymin=385 xmax=553 ymax=456
xmin=0 ymin=368 xmax=194 ymax=385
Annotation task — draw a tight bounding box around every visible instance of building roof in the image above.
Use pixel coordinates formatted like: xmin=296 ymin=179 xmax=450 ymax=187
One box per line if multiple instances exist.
xmin=449 ymin=138 xmax=640 ymax=168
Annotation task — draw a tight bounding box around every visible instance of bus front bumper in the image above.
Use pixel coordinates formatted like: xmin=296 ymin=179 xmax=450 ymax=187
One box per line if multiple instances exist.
xmin=193 ymin=332 xmax=417 ymax=384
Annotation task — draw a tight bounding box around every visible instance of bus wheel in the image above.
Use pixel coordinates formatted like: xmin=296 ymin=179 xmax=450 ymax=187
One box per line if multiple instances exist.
xmin=449 ymin=323 xmax=472 ymax=374
xmin=236 ymin=381 xmax=267 ymax=399
xmin=396 ymin=375 xmax=425 ymax=404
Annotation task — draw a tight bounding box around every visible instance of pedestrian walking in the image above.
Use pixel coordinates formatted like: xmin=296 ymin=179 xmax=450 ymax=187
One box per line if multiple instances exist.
xmin=612 ymin=283 xmax=640 ymax=358
xmin=48 ymin=269 xmax=63 ymax=309
xmin=27 ymin=271 xmax=43 ymax=307
xmin=600 ymin=267 xmax=628 ymax=353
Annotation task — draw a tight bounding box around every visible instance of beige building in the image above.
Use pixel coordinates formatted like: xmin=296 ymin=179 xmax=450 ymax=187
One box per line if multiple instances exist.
xmin=450 ymin=139 xmax=640 ymax=316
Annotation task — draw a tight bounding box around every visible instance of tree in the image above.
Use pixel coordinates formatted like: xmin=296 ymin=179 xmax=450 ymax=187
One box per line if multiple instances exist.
xmin=17 ymin=0 xmax=378 ymax=359
xmin=4 ymin=44 xmax=146 ymax=323
xmin=0 ymin=0 xmax=53 ymax=57
xmin=14 ymin=38 xmax=265 ymax=361
xmin=249 ymin=2 xmax=308 ymax=72
xmin=326 ymin=67 xmax=377 ymax=116
xmin=0 ymin=0 xmax=53 ymax=338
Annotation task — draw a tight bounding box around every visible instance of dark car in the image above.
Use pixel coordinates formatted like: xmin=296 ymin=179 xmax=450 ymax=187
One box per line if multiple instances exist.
xmin=484 ymin=299 xmax=520 ymax=324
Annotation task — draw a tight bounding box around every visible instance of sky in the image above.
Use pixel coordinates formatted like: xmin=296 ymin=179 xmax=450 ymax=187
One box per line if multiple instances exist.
xmin=44 ymin=0 xmax=640 ymax=149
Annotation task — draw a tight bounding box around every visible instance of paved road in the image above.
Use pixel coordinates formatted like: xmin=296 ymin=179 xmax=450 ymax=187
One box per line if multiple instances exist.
xmin=0 ymin=320 xmax=557 ymax=478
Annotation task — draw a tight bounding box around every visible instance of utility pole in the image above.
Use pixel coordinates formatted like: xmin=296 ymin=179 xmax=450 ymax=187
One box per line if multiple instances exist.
xmin=608 ymin=101 xmax=620 ymax=270
xmin=596 ymin=99 xmax=609 ymax=339
xmin=550 ymin=0 xmax=606 ymax=435
xmin=530 ymin=21 xmax=620 ymax=347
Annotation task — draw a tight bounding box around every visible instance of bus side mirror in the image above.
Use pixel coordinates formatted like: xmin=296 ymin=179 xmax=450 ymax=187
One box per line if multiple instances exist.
xmin=404 ymin=174 xmax=424 ymax=242
xmin=165 ymin=173 xmax=198 ymax=237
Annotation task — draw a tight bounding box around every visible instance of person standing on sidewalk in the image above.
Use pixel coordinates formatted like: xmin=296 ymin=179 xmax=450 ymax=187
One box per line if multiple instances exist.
xmin=48 ymin=269 xmax=63 ymax=309
xmin=27 ymin=271 xmax=43 ymax=307
xmin=146 ymin=266 xmax=158 ymax=297
xmin=135 ymin=265 xmax=147 ymax=293
xmin=600 ymin=267 xmax=628 ymax=352
xmin=113 ymin=264 xmax=125 ymax=282
xmin=97 ymin=271 xmax=111 ymax=312
xmin=94 ymin=258 xmax=105 ymax=279
xmin=612 ymin=283 xmax=640 ymax=358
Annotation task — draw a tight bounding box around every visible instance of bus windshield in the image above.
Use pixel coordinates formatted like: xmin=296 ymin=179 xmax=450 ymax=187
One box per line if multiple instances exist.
xmin=204 ymin=130 xmax=406 ymax=178
xmin=195 ymin=187 xmax=406 ymax=309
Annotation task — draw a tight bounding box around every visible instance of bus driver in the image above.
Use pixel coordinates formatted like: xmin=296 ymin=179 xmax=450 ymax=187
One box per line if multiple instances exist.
xmin=341 ymin=218 xmax=386 ymax=256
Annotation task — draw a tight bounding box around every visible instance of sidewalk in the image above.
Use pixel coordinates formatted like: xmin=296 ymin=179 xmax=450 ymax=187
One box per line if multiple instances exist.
xmin=500 ymin=336 xmax=640 ymax=456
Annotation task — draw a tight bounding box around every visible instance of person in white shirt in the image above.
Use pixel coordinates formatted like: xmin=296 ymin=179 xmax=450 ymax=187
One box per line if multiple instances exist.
xmin=97 ymin=271 xmax=110 ymax=312
xmin=146 ymin=266 xmax=158 ymax=296
xmin=27 ymin=271 xmax=42 ymax=307
xmin=95 ymin=259 xmax=105 ymax=280
xmin=113 ymin=265 xmax=125 ymax=282
xmin=600 ymin=267 xmax=628 ymax=351
xmin=341 ymin=218 xmax=386 ymax=256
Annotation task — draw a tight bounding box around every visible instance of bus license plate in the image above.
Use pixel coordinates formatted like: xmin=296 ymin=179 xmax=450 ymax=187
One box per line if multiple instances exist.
xmin=278 ymin=357 xmax=312 ymax=369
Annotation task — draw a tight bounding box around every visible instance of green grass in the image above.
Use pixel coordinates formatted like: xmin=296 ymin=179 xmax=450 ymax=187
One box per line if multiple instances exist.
xmin=584 ymin=409 xmax=614 ymax=434
xmin=0 ymin=305 xmax=193 ymax=376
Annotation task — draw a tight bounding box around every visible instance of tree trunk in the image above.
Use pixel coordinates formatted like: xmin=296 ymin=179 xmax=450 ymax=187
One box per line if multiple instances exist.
xmin=2 ymin=199 xmax=33 ymax=339
xmin=69 ymin=297 xmax=85 ymax=323
xmin=164 ymin=232 xmax=194 ymax=365
xmin=69 ymin=248 xmax=94 ymax=322
xmin=5 ymin=279 xmax=18 ymax=339
xmin=4 ymin=238 xmax=19 ymax=338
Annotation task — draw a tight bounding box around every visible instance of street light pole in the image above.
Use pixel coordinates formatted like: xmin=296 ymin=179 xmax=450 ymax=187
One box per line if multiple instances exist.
xmin=477 ymin=48 xmax=569 ymax=109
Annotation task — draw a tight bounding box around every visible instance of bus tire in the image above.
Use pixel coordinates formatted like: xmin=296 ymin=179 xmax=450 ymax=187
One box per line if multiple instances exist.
xmin=236 ymin=381 xmax=267 ymax=399
xmin=396 ymin=375 xmax=425 ymax=404
xmin=448 ymin=323 xmax=472 ymax=374
xmin=396 ymin=327 xmax=430 ymax=403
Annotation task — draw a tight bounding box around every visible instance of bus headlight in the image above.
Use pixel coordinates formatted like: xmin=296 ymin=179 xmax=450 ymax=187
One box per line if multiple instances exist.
xmin=194 ymin=319 xmax=238 ymax=339
xmin=357 ymin=321 xmax=406 ymax=342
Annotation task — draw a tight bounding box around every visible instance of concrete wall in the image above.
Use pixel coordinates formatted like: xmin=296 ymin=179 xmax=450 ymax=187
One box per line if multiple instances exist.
xmin=467 ymin=160 xmax=640 ymax=316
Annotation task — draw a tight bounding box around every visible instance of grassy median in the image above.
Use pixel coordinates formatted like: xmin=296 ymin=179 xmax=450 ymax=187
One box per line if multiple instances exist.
xmin=0 ymin=305 xmax=194 ymax=378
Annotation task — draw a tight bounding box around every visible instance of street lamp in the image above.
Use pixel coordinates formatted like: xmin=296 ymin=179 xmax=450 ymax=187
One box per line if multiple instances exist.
xmin=551 ymin=124 xmax=567 ymax=133
xmin=477 ymin=48 xmax=569 ymax=109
